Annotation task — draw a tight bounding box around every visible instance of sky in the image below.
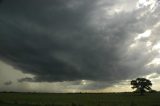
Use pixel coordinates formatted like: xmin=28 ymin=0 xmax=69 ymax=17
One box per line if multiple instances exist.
xmin=0 ymin=0 xmax=160 ymax=93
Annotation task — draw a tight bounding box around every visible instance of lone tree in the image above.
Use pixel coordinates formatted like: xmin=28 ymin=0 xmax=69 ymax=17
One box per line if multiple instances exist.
xmin=131 ymin=78 xmax=152 ymax=95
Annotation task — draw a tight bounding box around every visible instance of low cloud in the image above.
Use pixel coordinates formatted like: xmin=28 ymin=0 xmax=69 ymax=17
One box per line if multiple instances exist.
xmin=4 ymin=81 xmax=12 ymax=86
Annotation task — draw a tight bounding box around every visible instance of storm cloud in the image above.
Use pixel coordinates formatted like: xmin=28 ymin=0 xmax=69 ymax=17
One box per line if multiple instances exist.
xmin=0 ymin=0 xmax=160 ymax=89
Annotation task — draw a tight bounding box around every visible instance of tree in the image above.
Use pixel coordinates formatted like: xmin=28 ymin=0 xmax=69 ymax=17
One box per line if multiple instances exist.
xmin=131 ymin=78 xmax=152 ymax=95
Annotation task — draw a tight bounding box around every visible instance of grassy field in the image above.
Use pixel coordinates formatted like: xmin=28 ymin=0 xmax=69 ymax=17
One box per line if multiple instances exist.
xmin=0 ymin=92 xmax=160 ymax=106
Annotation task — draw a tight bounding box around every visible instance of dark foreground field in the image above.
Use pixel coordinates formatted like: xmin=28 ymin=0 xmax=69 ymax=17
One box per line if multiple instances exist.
xmin=0 ymin=92 xmax=160 ymax=106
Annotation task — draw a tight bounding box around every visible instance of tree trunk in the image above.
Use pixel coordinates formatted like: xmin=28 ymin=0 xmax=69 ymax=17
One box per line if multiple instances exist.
xmin=140 ymin=89 xmax=144 ymax=96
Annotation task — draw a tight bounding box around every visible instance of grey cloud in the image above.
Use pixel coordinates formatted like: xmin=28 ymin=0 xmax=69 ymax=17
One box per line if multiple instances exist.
xmin=18 ymin=77 xmax=34 ymax=83
xmin=4 ymin=81 xmax=12 ymax=86
xmin=81 ymin=81 xmax=116 ymax=90
xmin=0 ymin=0 xmax=160 ymax=88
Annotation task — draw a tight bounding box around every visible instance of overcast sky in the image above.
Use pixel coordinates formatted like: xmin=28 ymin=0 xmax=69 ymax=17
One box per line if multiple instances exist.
xmin=0 ymin=0 xmax=160 ymax=92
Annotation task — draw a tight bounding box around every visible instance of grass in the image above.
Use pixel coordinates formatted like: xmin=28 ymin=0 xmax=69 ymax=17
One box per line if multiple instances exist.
xmin=0 ymin=92 xmax=160 ymax=106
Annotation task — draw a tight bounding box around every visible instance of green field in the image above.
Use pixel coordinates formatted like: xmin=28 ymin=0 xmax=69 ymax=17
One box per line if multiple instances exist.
xmin=0 ymin=92 xmax=160 ymax=106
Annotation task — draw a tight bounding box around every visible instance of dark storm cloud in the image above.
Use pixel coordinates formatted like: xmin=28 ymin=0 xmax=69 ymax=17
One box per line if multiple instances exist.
xmin=0 ymin=0 xmax=158 ymax=85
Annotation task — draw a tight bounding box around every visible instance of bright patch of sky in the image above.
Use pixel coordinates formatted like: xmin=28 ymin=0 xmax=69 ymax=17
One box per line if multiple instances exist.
xmin=137 ymin=0 xmax=157 ymax=11
xmin=134 ymin=30 xmax=152 ymax=40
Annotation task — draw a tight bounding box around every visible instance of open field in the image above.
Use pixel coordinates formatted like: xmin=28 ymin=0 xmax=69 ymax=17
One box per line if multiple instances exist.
xmin=0 ymin=92 xmax=160 ymax=106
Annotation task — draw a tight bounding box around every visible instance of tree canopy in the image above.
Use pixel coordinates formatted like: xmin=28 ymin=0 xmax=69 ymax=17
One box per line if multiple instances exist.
xmin=131 ymin=78 xmax=152 ymax=95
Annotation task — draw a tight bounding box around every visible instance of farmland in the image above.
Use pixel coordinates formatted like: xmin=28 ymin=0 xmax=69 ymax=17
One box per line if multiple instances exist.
xmin=0 ymin=92 xmax=160 ymax=106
